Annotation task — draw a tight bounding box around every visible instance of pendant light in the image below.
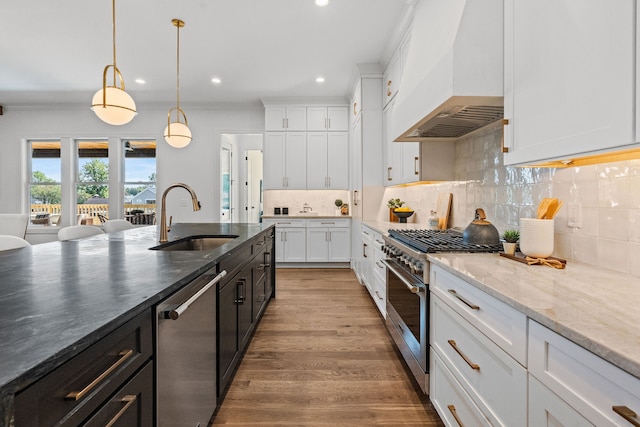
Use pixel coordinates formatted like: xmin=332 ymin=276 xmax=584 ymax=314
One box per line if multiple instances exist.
xmin=164 ymin=19 xmax=192 ymax=148
xmin=90 ymin=0 xmax=137 ymax=125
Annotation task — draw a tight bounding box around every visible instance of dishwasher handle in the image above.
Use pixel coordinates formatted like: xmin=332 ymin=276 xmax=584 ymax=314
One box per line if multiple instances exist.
xmin=164 ymin=270 xmax=227 ymax=320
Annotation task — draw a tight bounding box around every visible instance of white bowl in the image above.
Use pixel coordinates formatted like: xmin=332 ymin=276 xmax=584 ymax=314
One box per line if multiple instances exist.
xmin=519 ymin=218 xmax=554 ymax=258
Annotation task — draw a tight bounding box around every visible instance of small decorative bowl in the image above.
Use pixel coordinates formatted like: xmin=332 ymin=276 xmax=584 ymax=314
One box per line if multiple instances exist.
xmin=393 ymin=210 xmax=414 ymax=223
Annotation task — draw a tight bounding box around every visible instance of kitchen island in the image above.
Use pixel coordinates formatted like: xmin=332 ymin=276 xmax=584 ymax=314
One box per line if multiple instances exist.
xmin=0 ymin=223 xmax=274 ymax=426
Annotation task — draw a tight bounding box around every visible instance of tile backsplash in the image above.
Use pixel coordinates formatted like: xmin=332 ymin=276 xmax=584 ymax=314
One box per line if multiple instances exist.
xmin=264 ymin=190 xmax=351 ymax=216
xmin=383 ymin=126 xmax=640 ymax=276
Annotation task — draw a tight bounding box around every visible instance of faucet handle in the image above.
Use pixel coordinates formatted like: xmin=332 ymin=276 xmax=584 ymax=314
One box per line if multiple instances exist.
xmin=168 ymin=215 xmax=173 ymax=232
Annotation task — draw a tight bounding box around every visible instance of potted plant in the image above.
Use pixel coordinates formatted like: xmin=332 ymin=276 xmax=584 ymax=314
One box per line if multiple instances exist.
xmin=334 ymin=199 xmax=343 ymax=215
xmin=501 ymin=229 xmax=520 ymax=255
xmin=387 ymin=198 xmax=404 ymax=222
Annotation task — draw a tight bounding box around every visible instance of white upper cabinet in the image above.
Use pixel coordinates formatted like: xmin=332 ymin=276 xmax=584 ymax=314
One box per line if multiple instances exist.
xmin=383 ymin=52 xmax=401 ymax=108
xmin=265 ymin=106 xmax=307 ymax=131
xmin=383 ymin=99 xmax=419 ymax=186
xmin=503 ymin=0 xmax=637 ymax=166
xmin=306 ymin=133 xmax=349 ymax=189
xmin=263 ymin=132 xmax=307 ymax=189
xmin=307 ymin=106 xmax=349 ymax=131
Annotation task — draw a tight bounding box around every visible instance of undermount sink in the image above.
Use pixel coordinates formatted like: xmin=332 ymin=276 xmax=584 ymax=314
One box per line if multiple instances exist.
xmin=297 ymin=211 xmax=318 ymax=215
xmin=150 ymin=235 xmax=239 ymax=251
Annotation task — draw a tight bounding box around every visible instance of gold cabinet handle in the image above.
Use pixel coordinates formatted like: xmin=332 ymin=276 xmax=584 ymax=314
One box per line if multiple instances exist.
xmin=448 ymin=289 xmax=480 ymax=310
xmin=448 ymin=340 xmax=480 ymax=370
xmin=105 ymin=395 xmax=137 ymax=427
xmin=387 ymin=166 xmax=392 ymax=181
xmin=414 ymin=156 xmax=419 ymax=175
xmin=613 ymin=406 xmax=640 ymax=426
xmin=65 ymin=349 xmax=134 ymax=400
xmin=353 ymin=102 xmax=357 ymax=116
xmin=447 ymin=404 xmax=465 ymax=427
xmin=501 ymin=118 xmax=509 ymax=153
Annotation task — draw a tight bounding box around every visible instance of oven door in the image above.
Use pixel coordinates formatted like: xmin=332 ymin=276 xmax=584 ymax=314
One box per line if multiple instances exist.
xmin=382 ymin=258 xmax=428 ymax=373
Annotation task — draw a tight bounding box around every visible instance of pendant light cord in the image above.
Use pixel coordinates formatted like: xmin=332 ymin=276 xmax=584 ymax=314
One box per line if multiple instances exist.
xmin=176 ymin=21 xmax=181 ymax=110
xmin=112 ymin=0 xmax=117 ymax=87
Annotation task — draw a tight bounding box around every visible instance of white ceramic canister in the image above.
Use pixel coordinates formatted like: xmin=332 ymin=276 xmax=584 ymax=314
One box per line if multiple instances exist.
xmin=519 ymin=218 xmax=554 ymax=258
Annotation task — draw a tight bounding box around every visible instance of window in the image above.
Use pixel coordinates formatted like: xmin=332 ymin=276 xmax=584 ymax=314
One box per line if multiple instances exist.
xmin=26 ymin=137 xmax=156 ymax=227
xmin=124 ymin=140 xmax=157 ymax=220
xmin=77 ymin=139 xmax=109 ymax=221
xmin=29 ymin=140 xmax=62 ymax=225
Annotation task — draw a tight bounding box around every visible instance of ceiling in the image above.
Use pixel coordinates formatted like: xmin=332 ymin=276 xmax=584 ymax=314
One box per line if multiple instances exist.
xmin=0 ymin=0 xmax=413 ymax=108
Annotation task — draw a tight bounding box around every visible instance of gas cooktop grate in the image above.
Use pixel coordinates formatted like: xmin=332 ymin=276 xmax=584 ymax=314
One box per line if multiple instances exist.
xmin=388 ymin=229 xmax=503 ymax=253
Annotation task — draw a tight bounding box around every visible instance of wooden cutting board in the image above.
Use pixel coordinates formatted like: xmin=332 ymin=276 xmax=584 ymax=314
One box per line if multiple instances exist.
xmin=436 ymin=193 xmax=452 ymax=229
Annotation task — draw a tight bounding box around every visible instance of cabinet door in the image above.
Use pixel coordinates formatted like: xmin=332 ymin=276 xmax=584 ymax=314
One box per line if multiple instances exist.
xmin=306 ymin=228 xmax=329 ymax=262
xmin=327 ymin=133 xmax=349 ymax=189
xmin=383 ymin=53 xmax=400 ymax=107
xmin=306 ymin=133 xmax=328 ymax=189
xmin=328 ymin=228 xmax=351 ymax=262
xmin=327 ymin=106 xmax=349 ymax=131
xmin=274 ymin=228 xmax=285 ymax=263
xmin=236 ymin=264 xmax=254 ymax=352
xmin=307 ymin=107 xmax=328 ymax=131
xmin=383 ymin=101 xmax=398 ymax=185
xmin=284 ymin=133 xmax=307 ymax=189
xmin=217 ymin=280 xmax=239 ymax=395
xmin=285 ymin=106 xmax=307 ymax=131
xmin=529 ymin=375 xmax=594 ymax=427
xmin=265 ymin=107 xmax=286 ymax=131
xmin=263 ymin=133 xmax=286 ymax=189
xmin=504 ymin=0 xmax=636 ymax=165
xmin=401 ymin=143 xmax=420 ymax=183
xmin=283 ymin=228 xmax=306 ymax=262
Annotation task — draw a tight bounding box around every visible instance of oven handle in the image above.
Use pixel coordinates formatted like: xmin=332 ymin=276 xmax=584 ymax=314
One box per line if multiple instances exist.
xmin=381 ymin=259 xmax=422 ymax=294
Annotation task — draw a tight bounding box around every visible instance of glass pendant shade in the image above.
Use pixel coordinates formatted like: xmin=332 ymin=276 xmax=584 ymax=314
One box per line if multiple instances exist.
xmin=164 ymin=121 xmax=192 ymax=148
xmin=91 ymin=85 xmax=137 ymax=125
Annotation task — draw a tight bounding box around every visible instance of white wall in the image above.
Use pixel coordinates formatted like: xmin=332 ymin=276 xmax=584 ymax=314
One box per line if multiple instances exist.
xmin=0 ymin=104 xmax=264 ymax=226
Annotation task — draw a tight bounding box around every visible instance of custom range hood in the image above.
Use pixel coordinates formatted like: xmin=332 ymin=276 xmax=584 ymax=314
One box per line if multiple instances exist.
xmin=391 ymin=0 xmax=503 ymax=142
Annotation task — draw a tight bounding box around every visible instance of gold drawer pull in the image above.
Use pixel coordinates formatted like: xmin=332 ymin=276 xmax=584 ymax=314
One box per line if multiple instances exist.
xmin=448 ymin=289 xmax=480 ymax=310
xmin=65 ymin=349 xmax=134 ymax=400
xmin=613 ymin=406 xmax=640 ymax=426
xmin=448 ymin=340 xmax=480 ymax=370
xmin=106 ymin=395 xmax=137 ymax=427
xmin=447 ymin=404 xmax=465 ymax=427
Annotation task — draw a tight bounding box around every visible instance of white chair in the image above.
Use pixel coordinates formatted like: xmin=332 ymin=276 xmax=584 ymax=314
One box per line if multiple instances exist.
xmin=103 ymin=219 xmax=135 ymax=233
xmin=0 ymin=235 xmax=31 ymax=251
xmin=58 ymin=225 xmax=104 ymax=241
xmin=0 ymin=214 xmax=29 ymax=238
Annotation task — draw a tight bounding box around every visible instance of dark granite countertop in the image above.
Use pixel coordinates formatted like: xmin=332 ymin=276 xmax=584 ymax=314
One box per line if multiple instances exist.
xmin=0 ymin=223 xmax=270 ymax=424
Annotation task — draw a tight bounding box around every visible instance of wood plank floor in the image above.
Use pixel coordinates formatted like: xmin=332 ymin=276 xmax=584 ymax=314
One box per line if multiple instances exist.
xmin=211 ymin=268 xmax=444 ymax=426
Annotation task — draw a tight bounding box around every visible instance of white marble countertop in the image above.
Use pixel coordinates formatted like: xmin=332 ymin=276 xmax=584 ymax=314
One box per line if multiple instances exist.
xmin=427 ymin=253 xmax=640 ymax=379
xmin=262 ymin=215 xmax=351 ymax=219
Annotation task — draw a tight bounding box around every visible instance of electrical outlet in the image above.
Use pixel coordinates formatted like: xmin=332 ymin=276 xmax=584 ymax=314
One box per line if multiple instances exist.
xmin=567 ymin=203 xmax=582 ymax=228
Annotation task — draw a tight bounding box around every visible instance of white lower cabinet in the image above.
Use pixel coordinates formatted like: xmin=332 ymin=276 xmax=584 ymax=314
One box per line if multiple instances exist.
xmin=305 ymin=219 xmax=351 ymax=262
xmin=431 ymin=293 xmax=527 ymax=427
xmin=360 ymin=225 xmax=386 ymax=317
xmin=262 ymin=219 xmax=306 ymax=263
xmin=431 ymin=349 xmax=491 ymax=427
xmin=528 ymin=320 xmax=640 ymax=427
xmin=529 ymin=374 xmax=594 ymax=427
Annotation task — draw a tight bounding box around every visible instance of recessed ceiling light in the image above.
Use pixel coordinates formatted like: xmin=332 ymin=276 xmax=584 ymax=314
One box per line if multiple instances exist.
xmin=315 ymin=0 xmax=329 ymax=6
xmin=211 ymin=77 xmax=221 ymax=84
xmin=315 ymin=77 xmax=325 ymax=83
xmin=135 ymin=78 xmax=146 ymax=84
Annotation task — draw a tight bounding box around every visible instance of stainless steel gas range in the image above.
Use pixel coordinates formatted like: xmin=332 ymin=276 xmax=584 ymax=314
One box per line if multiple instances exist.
xmin=381 ymin=228 xmax=502 ymax=394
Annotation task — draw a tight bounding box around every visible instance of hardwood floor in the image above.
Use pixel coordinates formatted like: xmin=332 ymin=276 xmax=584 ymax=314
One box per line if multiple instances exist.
xmin=211 ymin=268 xmax=444 ymax=426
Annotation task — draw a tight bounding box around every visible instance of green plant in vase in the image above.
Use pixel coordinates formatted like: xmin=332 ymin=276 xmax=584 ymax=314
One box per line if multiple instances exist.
xmin=501 ymin=229 xmax=520 ymax=255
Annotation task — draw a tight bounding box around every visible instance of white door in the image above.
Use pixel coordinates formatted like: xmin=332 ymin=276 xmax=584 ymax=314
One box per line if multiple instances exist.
xmin=283 ymin=228 xmax=306 ymax=262
xmin=306 ymin=228 xmax=329 ymax=262
xmin=220 ymin=144 xmax=232 ymax=223
xmin=246 ymin=150 xmax=263 ymax=223
xmin=327 ymin=106 xmax=349 ymax=131
xmin=284 ymin=133 xmax=307 ymax=189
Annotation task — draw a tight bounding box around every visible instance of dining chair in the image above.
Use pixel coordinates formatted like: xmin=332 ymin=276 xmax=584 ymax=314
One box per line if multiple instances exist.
xmin=0 ymin=214 xmax=29 ymax=238
xmin=0 ymin=235 xmax=31 ymax=251
xmin=103 ymin=219 xmax=135 ymax=233
xmin=58 ymin=225 xmax=104 ymax=241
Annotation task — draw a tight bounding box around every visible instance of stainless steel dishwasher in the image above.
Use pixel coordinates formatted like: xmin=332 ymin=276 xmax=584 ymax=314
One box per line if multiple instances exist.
xmin=156 ymin=267 xmax=227 ymax=426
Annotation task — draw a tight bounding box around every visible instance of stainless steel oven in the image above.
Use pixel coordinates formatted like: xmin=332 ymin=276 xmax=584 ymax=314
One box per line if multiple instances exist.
xmin=382 ymin=257 xmax=428 ymax=393
xmin=382 ymin=228 xmax=503 ymax=395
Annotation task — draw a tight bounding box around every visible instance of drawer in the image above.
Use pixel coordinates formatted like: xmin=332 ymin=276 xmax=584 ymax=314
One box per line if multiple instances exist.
xmin=361 ymin=225 xmax=374 ymax=242
xmin=262 ymin=218 xmax=306 ymax=228
xmin=372 ymin=273 xmax=386 ymax=318
xmin=430 ymin=265 xmax=527 ymax=365
xmin=431 ymin=294 xmax=527 ymax=427
xmin=82 ymin=361 xmax=153 ymax=427
xmin=430 ymin=349 xmax=491 ymax=427
xmin=14 ymin=310 xmax=153 ymax=426
xmin=219 ymin=241 xmax=253 ymax=278
xmin=529 ymin=320 xmax=640 ymax=426
xmin=372 ymin=248 xmax=386 ymax=282
xmin=306 ymin=218 xmax=350 ymax=228
xmin=529 ymin=374 xmax=594 ymax=427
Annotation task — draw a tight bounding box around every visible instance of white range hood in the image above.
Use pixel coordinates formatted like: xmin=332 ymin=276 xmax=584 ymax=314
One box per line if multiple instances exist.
xmin=391 ymin=0 xmax=503 ymax=142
